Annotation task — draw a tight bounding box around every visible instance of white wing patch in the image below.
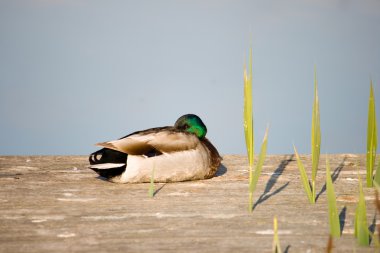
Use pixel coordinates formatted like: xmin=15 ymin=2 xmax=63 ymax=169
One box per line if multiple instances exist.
xmin=88 ymin=163 xmax=125 ymax=170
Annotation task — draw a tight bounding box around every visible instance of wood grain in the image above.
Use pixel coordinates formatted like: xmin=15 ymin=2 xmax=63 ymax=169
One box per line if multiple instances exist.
xmin=0 ymin=154 xmax=377 ymax=252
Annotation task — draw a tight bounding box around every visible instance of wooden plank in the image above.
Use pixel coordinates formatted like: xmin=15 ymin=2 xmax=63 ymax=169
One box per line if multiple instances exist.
xmin=0 ymin=155 xmax=378 ymax=252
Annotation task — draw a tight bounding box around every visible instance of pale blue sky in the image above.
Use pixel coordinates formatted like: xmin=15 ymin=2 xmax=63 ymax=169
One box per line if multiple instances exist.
xmin=0 ymin=0 xmax=379 ymax=155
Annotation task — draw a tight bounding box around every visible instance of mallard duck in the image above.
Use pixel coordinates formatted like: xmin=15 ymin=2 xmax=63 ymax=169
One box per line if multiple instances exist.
xmin=89 ymin=114 xmax=222 ymax=183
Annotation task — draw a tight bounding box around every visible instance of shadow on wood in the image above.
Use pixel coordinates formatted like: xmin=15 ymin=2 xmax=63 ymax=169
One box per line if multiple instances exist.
xmin=252 ymin=155 xmax=293 ymax=210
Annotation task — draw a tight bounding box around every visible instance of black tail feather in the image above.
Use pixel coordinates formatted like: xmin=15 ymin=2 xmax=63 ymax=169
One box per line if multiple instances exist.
xmin=89 ymin=148 xmax=128 ymax=180
xmin=89 ymin=148 xmax=128 ymax=165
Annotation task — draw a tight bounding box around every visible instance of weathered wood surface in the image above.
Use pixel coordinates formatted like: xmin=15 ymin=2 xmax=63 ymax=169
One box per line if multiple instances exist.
xmin=0 ymin=155 xmax=378 ymax=252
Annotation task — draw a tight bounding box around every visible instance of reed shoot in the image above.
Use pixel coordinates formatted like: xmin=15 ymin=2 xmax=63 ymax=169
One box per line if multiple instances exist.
xmin=326 ymin=156 xmax=340 ymax=238
xmin=367 ymin=81 xmax=378 ymax=187
xmin=244 ymin=48 xmax=254 ymax=211
xmin=311 ymin=68 xmax=321 ymax=199
xmin=272 ymin=216 xmax=282 ymax=253
xmin=354 ymin=176 xmax=370 ymax=246
xmin=293 ymin=68 xmax=321 ymax=204
xmin=326 ymin=235 xmax=333 ymax=253
xmin=249 ymin=126 xmax=269 ymax=206
xmin=244 ymin=48 xmax=269 ymax=212
xmin=148 ymin=166 xmax=155 ymax=198
xmin=293 ymin=145 xmax=314 ymax=203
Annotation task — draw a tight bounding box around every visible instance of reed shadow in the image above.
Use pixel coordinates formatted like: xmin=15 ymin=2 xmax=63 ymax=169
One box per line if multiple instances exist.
xmin=315 ymin=156 xmax=347 ymax=202
xmin=284 ymin=245 xmax=291 ymax=253
xmin=339 ymin=206 xmax=347 ymax=236
xmin=253 ymin=183 xmax=290 ymax=210
xmin=215 ymin=163 xmax=227 ymax=177
xmin=252 ymin=155 xmax=294 ymax=210
xmin=369 ymin=213 xmax=377 ymax=244
xmin=154 ymin=183 xmax=167 ymax=196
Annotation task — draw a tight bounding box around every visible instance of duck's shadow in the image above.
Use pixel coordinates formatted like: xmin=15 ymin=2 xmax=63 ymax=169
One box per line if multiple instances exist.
xmin=215 ymin=164 xmax=227 ymax=177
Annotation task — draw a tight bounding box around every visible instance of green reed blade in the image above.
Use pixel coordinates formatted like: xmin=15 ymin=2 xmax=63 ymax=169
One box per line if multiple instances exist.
xmin=250 ymin=127 xmax=269 ymax=197
xmin=272 ymin=216 xmax=282 ymax=253
xmin=326 ymin=157 xmax=341 ymax=238
xmin=148 ymin=166 xmax=155 ymax=198
xmin=244 ymin=48 xmax=254 ymax=167
xmin=367 ymin=81 xmax=377 ymax=187
xmin=354 ymin=176 xmax=370 ymax=246
xmin=243 ymin=48 xmax=269 ymax=212
xmin=244 ymin=47 xmax=255 ymax=212
xmin=293 ymin=145 xmax=314 ymax=203
xmin=375 ymin=159 xmax=380 ymax=186
xmin=311 ymin=67 xmax=321 ymax=197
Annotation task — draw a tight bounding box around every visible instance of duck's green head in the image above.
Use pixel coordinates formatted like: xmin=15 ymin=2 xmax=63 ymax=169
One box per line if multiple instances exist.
xmin=174 ymin=114 xmax=207 ymax=139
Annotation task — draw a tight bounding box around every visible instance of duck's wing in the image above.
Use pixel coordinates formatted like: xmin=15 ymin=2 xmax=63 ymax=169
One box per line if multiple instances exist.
xmin=95 ymin=127 xmax=199 ymax=155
